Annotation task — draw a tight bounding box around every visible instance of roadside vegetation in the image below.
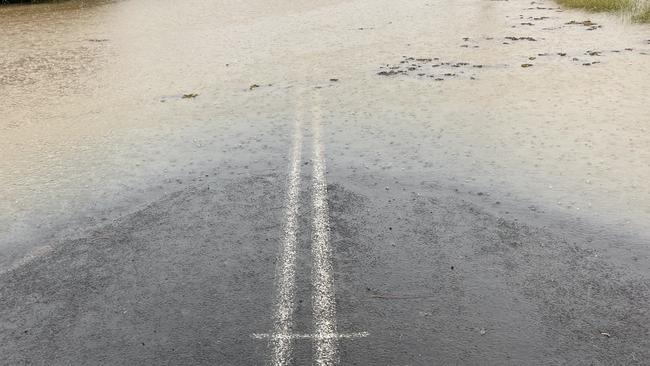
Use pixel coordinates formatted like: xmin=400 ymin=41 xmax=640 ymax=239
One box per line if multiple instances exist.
xmin=557 ymin=0 xmax=632 ymax=11
xmin=556 ymin=0 xmax=650 ymax=22
xmin=0 ymin=0 xmax=61 ymax=4
xmin=634 ymin=5 xmax=650 ymax=21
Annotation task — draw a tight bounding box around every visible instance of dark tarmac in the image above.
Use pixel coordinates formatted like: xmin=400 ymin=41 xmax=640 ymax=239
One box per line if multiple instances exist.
xmin=2 ymin=152 xmax=649 ymax=365
xmin=2 ymin=0 xmax=650 ymax=364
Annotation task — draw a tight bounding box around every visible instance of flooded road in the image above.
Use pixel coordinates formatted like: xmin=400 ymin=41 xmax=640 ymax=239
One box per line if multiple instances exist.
xmin=1 ymin=0 xmax=649 ymax=364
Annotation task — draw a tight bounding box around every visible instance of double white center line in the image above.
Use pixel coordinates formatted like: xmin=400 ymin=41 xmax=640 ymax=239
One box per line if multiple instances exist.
xmin=310 ymin=96 xmax=340 ymax=366
xmin=253 ymin=93 xmax=367 ymax=365
xmin=267 ymin=97 xmax=304 ymax=366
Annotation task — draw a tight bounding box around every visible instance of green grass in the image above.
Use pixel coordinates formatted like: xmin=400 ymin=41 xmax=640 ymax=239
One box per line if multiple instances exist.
xmin=556 ymin=0 xmax=633 ymax=11
xmin=556 ymin=0 xmax=650 ymax=23
xmin=633 ymin=6 xmax=650 ymax=22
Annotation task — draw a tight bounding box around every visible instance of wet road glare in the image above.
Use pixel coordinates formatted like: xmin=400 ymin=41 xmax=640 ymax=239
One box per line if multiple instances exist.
xmin=1 ymin=0 xmax=649 ymax=364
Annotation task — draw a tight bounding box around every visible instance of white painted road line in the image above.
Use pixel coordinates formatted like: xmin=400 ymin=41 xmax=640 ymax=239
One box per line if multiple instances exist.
xmin=256 ymin=93 xmax=367 ymax=365
xmin=252 ymin=332 xmax=369 ymax=340
xmin=270 ymin=98 xmax=304 ymax=366
xmin=310 ymin=94 xmax=339 ymax=366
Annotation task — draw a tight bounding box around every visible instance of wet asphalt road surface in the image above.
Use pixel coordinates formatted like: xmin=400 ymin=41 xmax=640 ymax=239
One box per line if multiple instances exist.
xmin=2 ymin=103 xmax=649 ymax=365
xmin=2 ymin=0 xmax=650 ymax=365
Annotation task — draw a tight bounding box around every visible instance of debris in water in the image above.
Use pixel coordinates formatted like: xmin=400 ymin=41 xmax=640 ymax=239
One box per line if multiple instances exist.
xmin=505 ymin=36 xmax=537 ymax=41
xmin=182 ymin=93 xmax=198 ymax=99
xmin=377 ymin=70 xmax=406 ymax=76
xmin=600 ymin=332 xmax=611 ymax=338
xmin=521 ymin=63 xmax=534 ymax=68
xmin=480 ymin=328 xmax=487 ymax=335
xmin=566 ymin=20 xmax=601 ymax=30
xmin=566 ymin=20 xmax=594 ymax=26
xmin=249 ymin=84 xmax=260 ymax=90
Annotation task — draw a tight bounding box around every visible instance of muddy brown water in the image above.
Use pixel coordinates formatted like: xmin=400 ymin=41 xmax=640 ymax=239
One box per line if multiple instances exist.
xmin=3 ymin=0 xmax=649 ymax=264
xmin=1 ymin=0 xmax=650 ymax=364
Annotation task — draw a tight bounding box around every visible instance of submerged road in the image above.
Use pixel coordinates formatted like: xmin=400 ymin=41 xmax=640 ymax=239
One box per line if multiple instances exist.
xmin=2 ymin=91 xmax=649 ymax=365
xmin=2 ymin=0 xmax=650 ymax=365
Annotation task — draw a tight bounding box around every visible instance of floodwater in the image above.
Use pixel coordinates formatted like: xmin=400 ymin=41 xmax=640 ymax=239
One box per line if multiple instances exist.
xmin=1 ymin=0 xmax=650 ymax=270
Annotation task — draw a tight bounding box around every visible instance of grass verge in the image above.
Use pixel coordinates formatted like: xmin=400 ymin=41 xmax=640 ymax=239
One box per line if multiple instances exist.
xmin=556 ymin=0 xmax=650 ymax=23
xmin=556 ymin=0 xmax=632 ymax=11
xmin=633 ymin=6 xmax=650 ymax=22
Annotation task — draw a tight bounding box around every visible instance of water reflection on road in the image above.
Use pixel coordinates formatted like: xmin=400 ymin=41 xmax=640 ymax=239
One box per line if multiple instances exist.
xmin=1 ymin=0 xmax=649 ymax=268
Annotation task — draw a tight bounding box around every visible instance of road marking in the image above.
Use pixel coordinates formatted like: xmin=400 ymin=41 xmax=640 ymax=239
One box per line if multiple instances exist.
xmin=310 ymin=93 xmax=339 ymax=366
xmin=252 ymin=332 xmax=369 ymax=340
xmin=256 ymin=92 xmax=367 ymax=365
xmin=269 ymin=97 xmax=304 ymax=366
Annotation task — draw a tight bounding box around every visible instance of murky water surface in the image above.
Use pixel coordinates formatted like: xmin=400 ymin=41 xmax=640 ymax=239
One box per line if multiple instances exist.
xmin=1 ymin=0 xmax=649 ymax=268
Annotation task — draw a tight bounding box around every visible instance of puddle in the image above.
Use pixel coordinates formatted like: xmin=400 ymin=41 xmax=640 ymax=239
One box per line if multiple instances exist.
xmin=1 ymin=0 xmax=650 ymax=269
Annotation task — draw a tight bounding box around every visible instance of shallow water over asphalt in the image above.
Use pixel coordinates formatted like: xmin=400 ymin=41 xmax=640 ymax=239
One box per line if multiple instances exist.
xmin=1 ymin=0 xmax=649 ymax=364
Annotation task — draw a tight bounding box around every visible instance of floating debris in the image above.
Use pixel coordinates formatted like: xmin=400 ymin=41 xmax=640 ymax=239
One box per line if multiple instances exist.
xmin=566 ymin=20 xmax=601 ymax=30
xmin=249 ymin=84 xmax=260 ymax=90
xmin=567 ymin=20 xmax=594 ymax=26
xmin=377 ymin=56 xmax=487 ymax=80
xmin=505 ymin=36 xmax=537 ymax=41
xmin=181 ymin=93 xmax=198 ymax=99
xmin=521 ymin=63 xmax=534 ymax=68
xmin=377 ymin=70 xmax=407 ymax=76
